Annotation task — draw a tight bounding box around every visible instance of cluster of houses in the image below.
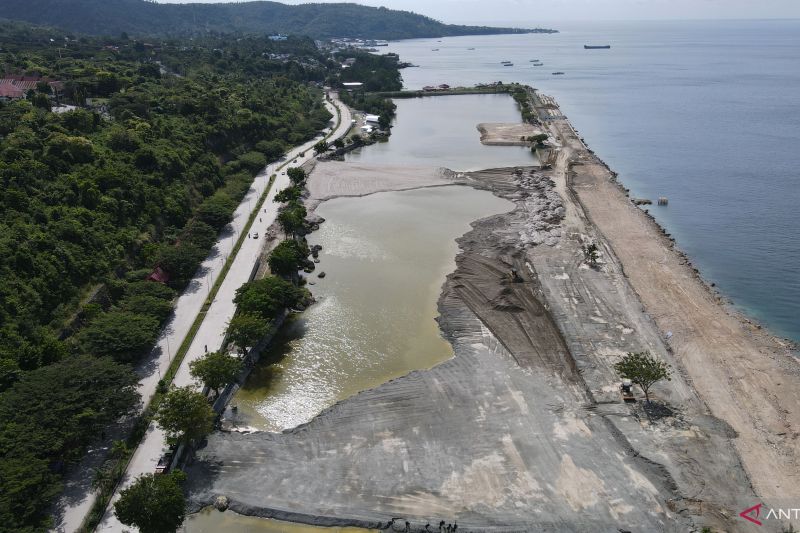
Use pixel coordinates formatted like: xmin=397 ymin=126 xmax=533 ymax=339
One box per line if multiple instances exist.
xmin=421 ymin=84 xmax=452 ymax=92
xmin=0 ymin=75 xmax=63 ymax=102
xmin=328 ymin=38 xmax=388 ymax=50
xmin=359 ymin=113 xmax=382 ymax=134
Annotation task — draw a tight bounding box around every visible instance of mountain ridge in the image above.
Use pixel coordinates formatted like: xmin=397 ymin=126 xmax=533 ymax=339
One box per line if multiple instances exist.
xmin=0 ymin=0 xmax=557 ymax=39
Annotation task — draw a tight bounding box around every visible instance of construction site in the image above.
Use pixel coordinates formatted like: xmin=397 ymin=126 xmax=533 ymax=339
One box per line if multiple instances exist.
xmin=184 ymin=89 xmax=800 ymax=532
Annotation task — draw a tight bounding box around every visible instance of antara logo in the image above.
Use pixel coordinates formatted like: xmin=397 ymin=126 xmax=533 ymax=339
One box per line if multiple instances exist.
xmin=739 ymin=503 xmax=762 ymax=525
xmin=739 ymin=502 xmax=800 ymax=525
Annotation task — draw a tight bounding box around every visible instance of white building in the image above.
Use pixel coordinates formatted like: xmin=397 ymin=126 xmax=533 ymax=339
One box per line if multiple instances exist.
xmin=365 ymin=114 xmax=381 ymax=125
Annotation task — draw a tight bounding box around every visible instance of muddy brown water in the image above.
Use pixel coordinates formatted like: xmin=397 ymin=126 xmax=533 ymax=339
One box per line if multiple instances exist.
xmin=190 ymin=96 xmax=515 ymax=531
xmin=230 ymin=186 xmax=512 ymax=431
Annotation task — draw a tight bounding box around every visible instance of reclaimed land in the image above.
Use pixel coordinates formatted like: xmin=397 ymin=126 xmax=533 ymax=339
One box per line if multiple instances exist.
xmin=184 ymin=90 xmax=799 ymax=532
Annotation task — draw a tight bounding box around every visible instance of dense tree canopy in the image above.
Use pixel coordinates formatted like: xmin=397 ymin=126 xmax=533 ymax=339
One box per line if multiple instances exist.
xmin=267 ymin=239 xmax=311 ymax=278
xmin=274 ymin=185 xmax=303 ymax=203
xmin=0 ymin=0 xmax=554 ymax=40
xmin=0 ymin=355 xmax=140 ymax=530
xmin=78 ymin=311 xmax=161 ymax=363
xmin=286 ymin=166 xmax=307 ymax=185
xmin=189 ymin=350 xmax=242 ymax=395
xmin=277 ymin=201 xmax=308 ymax=238
xmin=114 ymin=471 xmax=187 ymax=533
xmin=155 ymin=387 xmax=215 ymax=445
xmin=0 ymin=23 xmax=334 ymax=530
xmin=226 ymin=313 xmax=271 ymax=355
xmin=234 ymin=276 xmax=308 ymax=320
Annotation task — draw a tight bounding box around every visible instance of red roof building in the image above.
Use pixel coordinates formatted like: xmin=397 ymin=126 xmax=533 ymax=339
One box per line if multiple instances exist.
xmin=0 ymin=75 xmax=64 ymax=100
xmin=0 ymin=83 xmax=25 ymax=100
xmin=147 ymin=267 xmax=170 ymax=284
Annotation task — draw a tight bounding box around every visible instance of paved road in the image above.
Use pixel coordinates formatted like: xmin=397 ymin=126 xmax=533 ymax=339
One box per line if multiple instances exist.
xmin=91 ymin=95 xmax=351 ymax=531
xmin=55 ymin=93 xmax=351 ymax=532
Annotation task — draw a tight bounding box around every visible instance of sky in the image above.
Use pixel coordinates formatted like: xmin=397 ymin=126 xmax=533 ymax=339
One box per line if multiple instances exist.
xmin=156 ymin=0 xmax=800 ymax=23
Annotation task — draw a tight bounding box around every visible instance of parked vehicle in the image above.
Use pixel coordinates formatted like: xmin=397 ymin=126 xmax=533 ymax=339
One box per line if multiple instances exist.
xmin=155 ymin=450 xmax=173 ymax=474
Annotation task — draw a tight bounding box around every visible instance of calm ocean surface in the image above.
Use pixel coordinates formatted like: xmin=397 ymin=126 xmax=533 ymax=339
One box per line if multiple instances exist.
xmin=383 ymin=20 xmax=800 ymax=343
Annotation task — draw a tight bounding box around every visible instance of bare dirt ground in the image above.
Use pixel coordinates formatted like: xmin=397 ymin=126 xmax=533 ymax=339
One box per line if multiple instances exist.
xmin=477 ymin=123 xmax=543 ymax=146
xmin=535 ymin=94 xmax=800 ymax=507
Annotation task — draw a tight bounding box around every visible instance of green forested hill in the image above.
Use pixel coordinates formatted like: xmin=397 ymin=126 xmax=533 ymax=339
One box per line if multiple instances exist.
xmin=0 ymin=23 xmax=336 ymax=530
xmin=0 ymin=0 xmax=555 ymax=39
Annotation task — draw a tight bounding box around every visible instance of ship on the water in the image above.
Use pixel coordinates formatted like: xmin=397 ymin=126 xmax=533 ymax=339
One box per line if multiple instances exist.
xmin=584 ymin=45 xmax=611 ymax=49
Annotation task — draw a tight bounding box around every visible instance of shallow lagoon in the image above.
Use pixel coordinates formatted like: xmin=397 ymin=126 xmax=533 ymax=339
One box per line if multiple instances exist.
xmin=232 ymin=185 xmax=511 ymax=431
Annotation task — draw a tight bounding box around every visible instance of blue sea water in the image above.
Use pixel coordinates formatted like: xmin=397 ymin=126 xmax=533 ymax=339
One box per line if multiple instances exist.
xmin=383 ymin=20 xmax=800 ymax=343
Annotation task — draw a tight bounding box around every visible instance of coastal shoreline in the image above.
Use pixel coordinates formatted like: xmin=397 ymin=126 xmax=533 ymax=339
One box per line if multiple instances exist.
xmin=184 ymin=90 xmax=798 ymax=531
xmin=531 ymin=90 xmax=800 ymax=506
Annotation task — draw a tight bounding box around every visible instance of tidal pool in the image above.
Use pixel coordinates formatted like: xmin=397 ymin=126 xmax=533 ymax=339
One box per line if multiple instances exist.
xmin=231 ymin=185 xmax=512 ymax=431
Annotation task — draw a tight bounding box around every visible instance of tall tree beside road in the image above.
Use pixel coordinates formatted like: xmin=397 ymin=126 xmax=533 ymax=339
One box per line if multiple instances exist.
xmin=313 ymin=140 xmax=329 ymax=155
xmin=226 ymin=313 xmax=271 ymax=355
xmin=114 ymin=471 xmax=187 ymax=533
xmin=234 ymin=276 xmax=308 ymax=320
xmin=278 ymin=202 xmax=308 ymax=238
xmin=274 ymin=185 xmax=303 ymax=203
xmin=268 ymin=240 xmax=310 ymax=278
xmin=286 ymin=167 xmax=307 ymax=185
xmin=155 ymin=387 xmax=215 ymax=445
xmin=189 ymin=351 xmax=242 ymax=396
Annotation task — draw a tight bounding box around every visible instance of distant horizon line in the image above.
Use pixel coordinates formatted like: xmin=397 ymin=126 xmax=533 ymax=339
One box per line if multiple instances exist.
xmin=455 ymin=17 xmax=800 ymax=25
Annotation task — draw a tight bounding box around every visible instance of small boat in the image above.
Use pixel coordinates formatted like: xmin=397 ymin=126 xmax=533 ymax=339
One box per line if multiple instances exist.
xmin=503 ymin=63 xmax=514 ymax=67
xmin=431 ymin=48 xmax=439 ymax=51
xmin=552 ymin=71 xmax=565 ymax=75
xmin=529 ymin=59 xmax=539 ymax=62
xmin=501 ymin=60 xmax=511 ymax=64
xmin=468 ymin=47 xmax=475 ymax=50
xmin=584 ymin=45 xmax=611 ymax=49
